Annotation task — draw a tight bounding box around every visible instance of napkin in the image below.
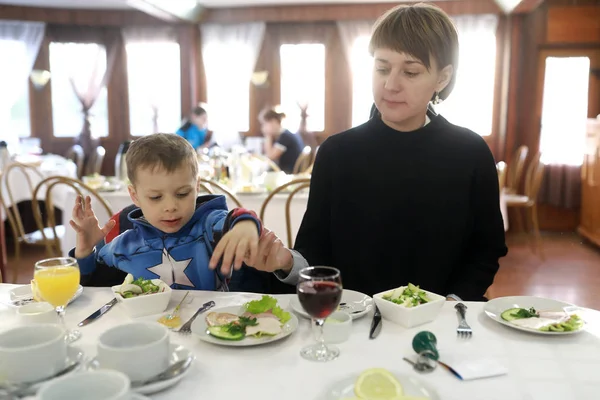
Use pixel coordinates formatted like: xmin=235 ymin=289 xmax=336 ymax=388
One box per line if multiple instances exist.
xmin=438 ymin=355 xmax=508 ymax=381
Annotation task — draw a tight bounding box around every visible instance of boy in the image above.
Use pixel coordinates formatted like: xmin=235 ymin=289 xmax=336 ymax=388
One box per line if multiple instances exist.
xmin=70 ymin=133 xmax=261 ymax=291
xmin=245 ymin=3 xmax=508 ymax=301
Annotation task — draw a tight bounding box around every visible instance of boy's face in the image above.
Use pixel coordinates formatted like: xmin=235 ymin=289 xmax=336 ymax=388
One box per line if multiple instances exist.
xmin=128 ymin=163 xmax=199 ymax=234
xmin=261 ymin=119 xmax=279 ymax=137
xmin=372 ymin=48 xmax=452 ymax=131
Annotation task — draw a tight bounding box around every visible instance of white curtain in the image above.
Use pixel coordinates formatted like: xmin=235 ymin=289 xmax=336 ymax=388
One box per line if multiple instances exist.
xmin=122 ymin=27 xmax=181 ymax=136
xmin=337 ymin=21 xmax=375 ymax=127
xmin=0 ymin=20 xmax=45 ymax=142
xmin=200 ymin=22 xmax=265 ymax=147
xmin=435 ymin=14 xmax=498 ymax=136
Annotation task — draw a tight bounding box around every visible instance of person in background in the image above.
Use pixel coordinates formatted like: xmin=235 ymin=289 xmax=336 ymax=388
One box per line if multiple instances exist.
xmin=241 ymin=3 xmax=508 ymax=302
xmin=176 ymin=106 xmax=212 ymax=150
xmin=260 ymin=107 xmax=304 ymax=174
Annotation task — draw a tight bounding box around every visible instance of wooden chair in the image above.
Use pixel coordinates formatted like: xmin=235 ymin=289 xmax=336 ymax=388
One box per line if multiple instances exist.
xmin=506 ymin=153 xmax=545 ymax=254
xmin=198 ymin=178 xmax=243 ymax=208
xmin=293 ymin=146 xmax=313 ymax=175
xmin=0 ymin=163 xmax=59 ymax=279
xmin=496 ymin=161 xmax=507 ymax=190
xmin=259 ymin=178 xmax=310 ymax=248
xmin=505 ymin=145 xmax=529 ymax=194
xmin=31 ymin=176 xmax=114 ymax=260
xmin=83 ymin=146 xmax=106 ymax=176
xmin=65 ymin=144 xmax=85 ymax=178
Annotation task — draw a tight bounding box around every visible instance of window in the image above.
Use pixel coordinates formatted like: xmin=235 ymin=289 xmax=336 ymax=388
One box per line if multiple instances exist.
xmin=49 ymin=42 xmax=109 ymax=138
xmin=539 ymin=57 xmax=590 ymax=166
xmin=204 ymin=43 xmax=250 ymax=133
xmin=434 ymin=21 xmax=497 ymax=136
xmin=350 ymin=36 xmax=373 ymax=127
xmin=126 ymin=42 xmax=181 ymax=136
xmin=0 ymin=40 xmax=31 ymax=138
xmin=280 ymin=43 xmax=325 ymax=132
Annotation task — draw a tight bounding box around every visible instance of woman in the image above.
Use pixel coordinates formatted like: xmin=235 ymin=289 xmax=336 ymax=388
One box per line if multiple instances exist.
xmin=176 ymin=106 xmax=212 ymax=150
xmin=259 ymin=107 xmax=304 ymax=174
xmin=221 ymin=3 xmax=508 ymax=302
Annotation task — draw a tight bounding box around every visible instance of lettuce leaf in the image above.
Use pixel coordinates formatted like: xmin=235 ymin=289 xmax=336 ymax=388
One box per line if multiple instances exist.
xmin=244 ymin=295 xmax=291 ymax=324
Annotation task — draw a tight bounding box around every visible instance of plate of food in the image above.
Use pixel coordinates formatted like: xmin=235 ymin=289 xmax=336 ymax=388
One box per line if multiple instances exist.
xmin=484 ymin=296 xmax=585 ymax=335
xmin=318 ymin=368 xmax=439 ymax=400
xmin=111 ymin=274 xmax=172 ymax=318
xmin=191 ymin=295 xmax=298 ymax=346
xmin=9 ymin=281 xmax=83 ymax=307
xmin=291 ymin=289 xmax=373 ymax=320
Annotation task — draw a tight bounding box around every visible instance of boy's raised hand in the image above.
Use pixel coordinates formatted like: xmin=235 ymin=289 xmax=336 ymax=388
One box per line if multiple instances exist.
xmin=209 ymin=220 xmax=259 ymax=275
xmin=70 ymin=195 xmax=116 ymax=258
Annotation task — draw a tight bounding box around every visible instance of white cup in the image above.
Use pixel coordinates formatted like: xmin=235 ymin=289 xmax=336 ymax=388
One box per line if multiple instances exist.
xmin=323 ymin=311 xmax=353 ymax=344
xmin=37 ymin=370 xmax=130 ymax=400
xmin=0 ymin=324 xmax=67 ymax=383
xmin=16 ymin=302 xmax=59 ymax=325
xmin=97 ymin=322 xmax=170 ymax=382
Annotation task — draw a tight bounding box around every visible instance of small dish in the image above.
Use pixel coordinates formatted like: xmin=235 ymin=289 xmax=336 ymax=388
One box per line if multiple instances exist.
xmin=16 ymin=302 xmax=59 ymax=325
xmin=291 ymin=289 xmax=373 ymax=320
xmin=111 ymin=282 xmax=171 ymax=318
xmin=9 ymin=284 xmax=83 ymax=307
xmin=373 ymin=288 xmax=445 ymax=328
xmin=88 ymin=344 xmax=193 ymax=395
xmin=323 ymin=311 xmax=352 ymax=344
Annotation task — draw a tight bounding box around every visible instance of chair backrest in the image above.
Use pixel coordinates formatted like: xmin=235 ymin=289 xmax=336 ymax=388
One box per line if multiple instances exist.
xmin=65 ymin=145 xmax=85 ymax=178
xmin=250 ymin=153 xmax=282 ymax=173
xmin=198 ymin=178 xmax=243 ymax=208
xmin=1 ymin=162 xmax=44 ymax=241
xmin=31 ymin=176 xmax=114 ymax=255
xmin=496 ymin=161 xmax=507 ymax=190
xmin=293 ymin=146 xmax=313 ymax=175
xmin=259 ymin=178 xmax=310 ymax=248
xmin=506 ymin=145 xmax=529 ymax=192
xmin=524 ymin=152 xmax=545 ymax=200
xmin=84 ymin=146 xmax=106 ymax=176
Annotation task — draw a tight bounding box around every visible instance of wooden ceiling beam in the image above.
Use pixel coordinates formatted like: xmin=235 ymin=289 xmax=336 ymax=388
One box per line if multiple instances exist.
xmin=126 ymin=0 xmax=203 ymax=23
xmin=494 ymin=0 xmax=546 ymax=13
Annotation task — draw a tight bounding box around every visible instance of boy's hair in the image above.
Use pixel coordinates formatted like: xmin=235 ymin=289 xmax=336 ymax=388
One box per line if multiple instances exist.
xmin=369 ymin=3 xmax=459 ymax=101
xmin=259 ymin=106 xmax=286 ymax=124
xmin=126 ymin=133 xmax=198 ymax=184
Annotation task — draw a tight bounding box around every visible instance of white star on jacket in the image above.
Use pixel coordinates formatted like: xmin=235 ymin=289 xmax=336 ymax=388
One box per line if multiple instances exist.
xmin=147 ymin=249 xmax=195 ymax=288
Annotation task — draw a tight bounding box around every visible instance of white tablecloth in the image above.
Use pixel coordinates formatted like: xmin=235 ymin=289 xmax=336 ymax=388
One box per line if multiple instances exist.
xmin=1 ymin=285 xmax=599 ymax=400
xmin=59 ymin=190 xmax=309 ymax=256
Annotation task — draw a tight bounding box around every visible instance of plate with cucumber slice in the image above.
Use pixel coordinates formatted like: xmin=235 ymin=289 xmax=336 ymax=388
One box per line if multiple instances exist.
xmin=484 ymin=296 xmax=586 ymax=335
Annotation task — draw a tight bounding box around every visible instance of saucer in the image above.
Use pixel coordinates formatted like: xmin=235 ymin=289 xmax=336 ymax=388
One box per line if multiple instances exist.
xmin=9 ymin=285 xmax=83 ymax=307
xmin=87 ymin=344 xmax=193 ymax=395
xmin=3 ymin=346 xmax=84 ymax=397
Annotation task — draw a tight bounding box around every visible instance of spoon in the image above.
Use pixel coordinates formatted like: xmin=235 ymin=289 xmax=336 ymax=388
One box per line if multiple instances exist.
xmin=131 ymin=356 xmax=194 ymax=388
xmin=0 ymin=361 xmax=81 ymax=396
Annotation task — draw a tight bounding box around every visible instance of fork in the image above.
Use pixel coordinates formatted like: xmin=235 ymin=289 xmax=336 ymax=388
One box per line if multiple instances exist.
xmin=455 ymin=303 xmax=473 ymax=338
xmin=178 ymin=301 xmax=216 ymax=334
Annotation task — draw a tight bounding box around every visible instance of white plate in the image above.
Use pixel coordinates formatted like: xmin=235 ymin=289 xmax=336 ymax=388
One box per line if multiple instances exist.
xmin=88 ymin=344 xmax=193 ymax=395
xmin=7 ymin=345 xmax=85 ymax=397
xmin=291 ymin=289 xmax=373 ymax=320
xmin=191 ymin=305 xmax=298 ymax=347
xmin=484 ymin=296 xmax=585 ymax=335
xmin=9 ymin=285 xmax=83 ymax=307
xmin=318 ymin=370 xmax=440 ymax=400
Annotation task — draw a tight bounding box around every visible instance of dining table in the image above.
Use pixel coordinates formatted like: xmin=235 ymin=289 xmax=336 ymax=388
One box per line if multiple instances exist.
xmin=1 ymin=284 xmax=599 ymax=400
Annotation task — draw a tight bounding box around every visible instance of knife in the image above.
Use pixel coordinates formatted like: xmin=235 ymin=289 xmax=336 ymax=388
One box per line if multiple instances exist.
xmin=77 ymin=298 xmax=118 ymax=327
xmin=369 ymin=305 xmax=382 ymax=339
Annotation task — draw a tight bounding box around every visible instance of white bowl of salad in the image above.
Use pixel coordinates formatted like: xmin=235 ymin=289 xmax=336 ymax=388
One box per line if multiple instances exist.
xmin=373 ymin=283 xmax=445 ymax=328
xmin=111 ymin=274 xmax=172 ymax=318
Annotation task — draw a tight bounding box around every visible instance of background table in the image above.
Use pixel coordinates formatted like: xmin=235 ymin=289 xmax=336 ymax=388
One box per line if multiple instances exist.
xmin=1 ymin=285 xmax=599 ymax=400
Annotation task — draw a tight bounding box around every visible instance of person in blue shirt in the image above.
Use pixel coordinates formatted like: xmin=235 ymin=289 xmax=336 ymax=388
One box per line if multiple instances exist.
xmin=69 ymin=133 xmax=262 ymax=291
xmin=176 ymin=106 xmax=211 ymax=150
xmin=260 ymin=107 xmax=304 ymax=174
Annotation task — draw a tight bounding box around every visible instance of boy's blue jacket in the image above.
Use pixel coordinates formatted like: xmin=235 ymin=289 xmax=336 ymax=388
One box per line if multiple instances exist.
xmin=71 ymin=195 xmax=260 ymax=291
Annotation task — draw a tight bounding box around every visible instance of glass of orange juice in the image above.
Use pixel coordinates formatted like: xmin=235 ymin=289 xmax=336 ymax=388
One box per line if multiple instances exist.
xmin=34 ymin=257 xmax=81 ymax=343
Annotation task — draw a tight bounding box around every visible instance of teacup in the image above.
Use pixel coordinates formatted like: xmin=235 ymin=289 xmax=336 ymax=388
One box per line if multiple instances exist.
xmin=16 ymin=301 xmax=59 ymax=325
xmin=37 ymin=370 xmax=130 ymax=400
xmin=97 ymin=322 xmax=170 ymax=382
xmin=0 ymin=324 xmax=67 ymax=383
xmin=323 ymin=311 xmax=353 ymax=344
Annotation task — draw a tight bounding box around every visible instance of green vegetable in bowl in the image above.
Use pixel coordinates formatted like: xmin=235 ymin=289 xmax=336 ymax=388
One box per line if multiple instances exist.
xmin=118 ymin=274 xmax=163 ymax=298
xmin=382 ymin=283 xmax=430 ymax=308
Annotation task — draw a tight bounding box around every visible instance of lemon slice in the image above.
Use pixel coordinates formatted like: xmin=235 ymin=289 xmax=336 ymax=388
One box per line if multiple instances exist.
xmin=354 ymin=368 xmax=403 ymax=399
xmin=31 ymin=279 xmax=43 ymax=302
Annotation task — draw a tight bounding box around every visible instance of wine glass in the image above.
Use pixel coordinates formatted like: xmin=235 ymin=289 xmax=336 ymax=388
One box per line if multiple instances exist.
xmin=297 ymin=266 xmax=343 ymax=362
xmin=33 ymin=257 xmax=81 ymax=343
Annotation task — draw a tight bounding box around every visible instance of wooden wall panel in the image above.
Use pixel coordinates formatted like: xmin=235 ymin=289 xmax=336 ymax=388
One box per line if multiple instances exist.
xmin=546 ymin=6 xmax=600 ymax=44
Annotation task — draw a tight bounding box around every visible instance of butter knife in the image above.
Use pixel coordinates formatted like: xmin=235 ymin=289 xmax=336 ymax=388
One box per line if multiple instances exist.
xmin=369 ymin=305 xmax=382 ymax=339
xmin=77 ymin=298 xmax=118 ymax=327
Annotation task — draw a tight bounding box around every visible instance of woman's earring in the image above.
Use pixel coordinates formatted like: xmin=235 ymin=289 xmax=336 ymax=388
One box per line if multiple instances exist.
xmin=433 ymin=92 xmax=440 ymax=105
